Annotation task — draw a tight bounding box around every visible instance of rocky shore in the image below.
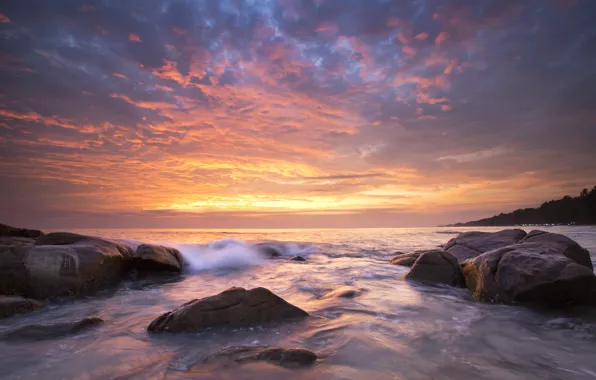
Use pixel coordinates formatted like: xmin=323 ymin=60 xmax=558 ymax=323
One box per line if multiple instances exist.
xmin=1 ymin=222 xmax=595 ymax=371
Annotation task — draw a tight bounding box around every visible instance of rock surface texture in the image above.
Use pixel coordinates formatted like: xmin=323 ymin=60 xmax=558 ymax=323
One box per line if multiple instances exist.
xmin=133 ymin=244 xmax=183 ymax=272
xmin=0 ymin=317 xmax=103 ymax=341
xmin=148 ymin=287 xmax=309 ymax=332
xmin=202 ymin=346 xmax=317 ymax=368
xmin=405 ymin=250 xmax=465 ymax=287
xmin=443 ymin=229 xmax=527 ymax=262
xmin=0 ymin=296 xmax=44 ymax=318
xmin=0 ymin=223 xmax=44 ymax=238
xmin=461 ymin=230 xmax=596 ymax=307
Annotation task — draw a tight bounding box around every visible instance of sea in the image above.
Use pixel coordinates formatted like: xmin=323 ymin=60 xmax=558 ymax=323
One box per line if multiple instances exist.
xmin=1 ymin=226 xmax=596 ymax=380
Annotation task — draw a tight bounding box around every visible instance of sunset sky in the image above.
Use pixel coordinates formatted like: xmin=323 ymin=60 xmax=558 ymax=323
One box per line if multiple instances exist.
xmin=1 ymin=0 xmax=595 ymax=229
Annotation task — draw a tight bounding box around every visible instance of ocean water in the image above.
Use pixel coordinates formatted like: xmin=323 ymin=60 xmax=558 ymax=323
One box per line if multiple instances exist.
xmin=1 ymin=226 xmax=596 ymax=380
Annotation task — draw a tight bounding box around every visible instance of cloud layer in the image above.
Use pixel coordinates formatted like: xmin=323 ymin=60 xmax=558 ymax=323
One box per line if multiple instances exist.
xmin=1 ymin=0 xmax=595 ymax=228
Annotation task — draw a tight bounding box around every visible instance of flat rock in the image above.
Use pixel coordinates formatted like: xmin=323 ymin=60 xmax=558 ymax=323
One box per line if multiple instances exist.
xmin=462 ymin=235 xmax=596 ymax=307
xmin=202 ymin=346 xmax=317 ymax=368
xmin=24 ymin=232 xmax=133 ymax=298
xmin=0 ymin=317 xmax=103 ymax=341
xmin=133 ymin=244 xmax=183 ymax=272
xmin=405 ymin=250 xmax=465 ymax=287
xmin=443 ymin=229 xmax=527 ymax=262
xmin=147 ymin=287 xmax=308 ymax=333
xmin=0 ymin=223 xmax=44 ymax=239
xmin=0 ymin=296 xmax=44 ymax=318
xmin=320 ymin=286 xmax=363 ymax=299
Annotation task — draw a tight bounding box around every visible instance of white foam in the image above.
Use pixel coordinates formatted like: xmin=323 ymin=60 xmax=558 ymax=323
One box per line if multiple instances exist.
xmin=175 ymin=239 xmax=267 ymax=272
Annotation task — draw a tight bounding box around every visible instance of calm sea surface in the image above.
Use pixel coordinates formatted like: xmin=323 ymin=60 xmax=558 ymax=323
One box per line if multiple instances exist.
xmin=1 ymin=226 xmax=596 ymax=379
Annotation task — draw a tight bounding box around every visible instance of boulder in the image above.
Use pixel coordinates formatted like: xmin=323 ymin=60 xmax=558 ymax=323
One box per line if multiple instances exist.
xmin=0 ymin=317 xmax=103 ymax=341
xmin=23 ymin=232 xmax=133 ymax=298
xmin=0 ymin=223 xmax=44 ymax=239
xmin=0 ymin=296 xmax=43 ymax=318
xmin=462 ymin=237 xmax=596 ymax=307
xmin=133 ymin=244 xmax=183 ymax=272
xmin=321 ymin=286 xmax=363 ymax=299
xmin=389 ymin=250 xmax=428 ymax=267
xmin=0 ymin=236 xmax=35 ymax=249
xmin=202 ymin=346 xmax=317 ymax=368
xmin=0 ymin=245 xmax=30 ymax=296
xmin=148 ymin=287 xmax=308 ymax=333
xmin=443 ymin=229 xmax=527 ymax=262
xmin=405 ymin=251 xmax=465 ymax=287
xmin=289 ymin=256 xmax=306 ymax=262
xmin=520 ymin=230 xmax=593 ymax=270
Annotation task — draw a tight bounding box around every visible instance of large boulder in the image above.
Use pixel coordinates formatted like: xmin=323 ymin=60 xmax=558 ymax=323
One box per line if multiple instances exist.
xmin=133 ymin=244 xmax=183 ymax=272
xmin=0 ymin=223 xmax=44 ymax=239
xmin=0 ymin=296 xmax=43 ymax=318
xmin=389 ymin=251 xmax=421 ymax=267
xmin=0 ymin=317 xmax=103 ymax=341
xmin=443 ymin=229 xmax=527 ymax=262
xmin=202 ymin=346 xmax=317 ymax=368
xmin=22 ymin=232 xmax=133 ymax=298
xmin=405 ymin=250 xmax=465 ymax=287
xmin=148 ymin=287 xmax=309 ymax=333
xmin=462 ymin=232 xmax=596 ymax=307
xmin=0 ymin=241 xmax=31 ymax=296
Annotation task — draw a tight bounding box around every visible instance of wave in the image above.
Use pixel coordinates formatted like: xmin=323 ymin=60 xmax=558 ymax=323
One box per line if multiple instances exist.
xmin=174 ymin=239 xmax=314 ymax=273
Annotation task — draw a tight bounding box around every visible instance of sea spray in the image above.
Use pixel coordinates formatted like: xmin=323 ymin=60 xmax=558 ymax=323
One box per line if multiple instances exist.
xmin=175 ymin=239 xmax=266 ymax=272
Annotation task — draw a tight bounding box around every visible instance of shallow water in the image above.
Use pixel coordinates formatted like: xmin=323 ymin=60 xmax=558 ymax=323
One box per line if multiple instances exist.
xmin=1 ymin=226 xmax=596 ymax=380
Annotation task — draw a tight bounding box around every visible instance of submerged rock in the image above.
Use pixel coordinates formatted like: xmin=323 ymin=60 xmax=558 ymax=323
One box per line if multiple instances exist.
xmin=320 ymin=286 xmax=363 ymax=299
xmin=202 ymin=346 xmax=317 ymax=368
xmin=405 ymin=250 xmax=465 ymax=287
xmin=443 ymin=229 xmax=527 ymax=262
xmin=147 ymin=287 xmax=308 ymax=333
xmin=253 ymin=243 xmax=284 ymax=258
xmin=24 ymin=232 xmax=133 ymax=298
xmin=290 ymin=256 xmax=306 ymax=262
xmin=133 ymin=244 xmax=183 ymax=272
xmin=462 ymin=231 xmax=596 ymax=307
xmin=0 ymin=296 xmax=43 ymax=318
xmin=0 ymin=317 xmax=103 ymax=341
xmin=0 ymin=223 xmax=44 ymax=239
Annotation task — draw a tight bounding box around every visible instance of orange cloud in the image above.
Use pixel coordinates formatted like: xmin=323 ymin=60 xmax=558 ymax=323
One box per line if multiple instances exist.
xmin=129 ymin=33 xmax=142 ymax=42
xmin=0 ymin=13 xmax=11 ymax=23
xmin=435 ymin=31 xmax=449 ymax=46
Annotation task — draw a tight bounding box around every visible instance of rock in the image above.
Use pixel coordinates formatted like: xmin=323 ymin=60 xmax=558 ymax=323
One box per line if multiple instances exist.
xmin=147 ymin=287 xmax=308 ymax=333
xmin=253 ymin=243 xmax=284 ymax=258
xmin=462 ymin=238 xmax=596 ymax=307
xmin=0 ymin=296 xmax=43 ymax=318
xmin=0 ymin=317 xmax=103 ymax=341
xmin=520 ymin=230 xmax=593 ymax=270
xmin=133 ymin=244 xmax=183 ymax=272
xmin=0 ymin=245 xmax=30 ymax=296
xmin=405 ymin=251 xmax=465 ymax=287
xmin=389 ymin=250 xmax=428 ymax=267
xmin=23 ymin=232 xmax=133 ymax=298
xmin=0 ymin=223 xmax=44 ymax=239
xmin=290 ymin=256 xmax=306 ymax=262
xmin=0 ymin=236 xmax=35 ymax=249
xmin=202 ymin=346 xmax=317 ymax=368
xmin=443 ymin=229 xmax=527 ymax=262
xmin=321 ymin=286 xmax=362 ymax=299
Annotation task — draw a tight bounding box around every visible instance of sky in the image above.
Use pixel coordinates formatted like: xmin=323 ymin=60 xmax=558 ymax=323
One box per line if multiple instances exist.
xmin=0 ymin=0 xmax=595 ymax=229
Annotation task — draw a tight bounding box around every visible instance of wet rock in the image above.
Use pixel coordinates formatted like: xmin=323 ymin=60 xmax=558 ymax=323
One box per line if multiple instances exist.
xmin=290 ymin=256 xmax=306 ymax=262
xmin=253 ymin=243 xmax=284 ymax=258
xmin=321 ymin=286 xmax=363 ymax=299
xmin=389 ymin=250 xmax=434 ymax=267
xmin=202 ymin=346 xmax=317 ymax=368
xmin=0 ymin=317 xmax=103 ymax=341
xmin=443 ymin=229 xmax=527 ymax=262
xmin=133 ymin=244 xmax=183 ymax=272
xmin=0 ymin=245 xmax=30 ymax=296
xmin=24 ymin=232 xmax=133 ymax=298
xmin=0 ymin=236 xmax=35 ymax=249
xmin=0 ymin=296 xmax=43 ymax=318
xmin=0 ymin=223 xmax=44 ymax=239
xmin=462 ymin=236 xmax=596 ymax=307
xmin=148 ymin=287 xmax=308 ymax=333
xmin=405 ymin=250 xmax=465 ymax=287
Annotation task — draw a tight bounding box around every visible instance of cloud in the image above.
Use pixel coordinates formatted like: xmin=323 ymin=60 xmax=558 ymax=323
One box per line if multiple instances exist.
xmin=0 ymin=0 xmax=595 ymax=227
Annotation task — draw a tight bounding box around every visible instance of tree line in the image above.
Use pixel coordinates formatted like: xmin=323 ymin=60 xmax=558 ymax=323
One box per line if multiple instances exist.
xmin=449 ymin=186 xmax=596 ymax=226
